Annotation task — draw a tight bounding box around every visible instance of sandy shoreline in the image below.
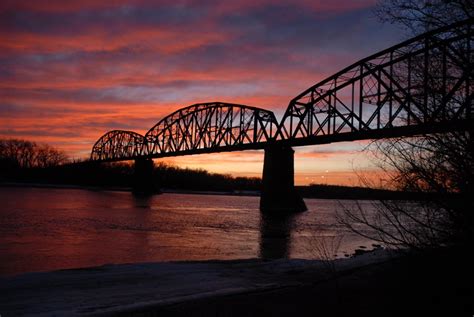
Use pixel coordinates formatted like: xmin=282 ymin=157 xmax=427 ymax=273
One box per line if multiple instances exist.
xmin=0 ymin=250 xmax=393 ymax=316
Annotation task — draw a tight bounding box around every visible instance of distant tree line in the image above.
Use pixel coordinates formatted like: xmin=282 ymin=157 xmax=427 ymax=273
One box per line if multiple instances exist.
xmin=154 ymin=162 xmax=261 ymax=191
xmin=0 ymin=139 xmax=68 ymax=169
xmin=297 ymin=184 xmax=434 ymax=201
xmin=0 ymin=138 xmax=261 ymax=192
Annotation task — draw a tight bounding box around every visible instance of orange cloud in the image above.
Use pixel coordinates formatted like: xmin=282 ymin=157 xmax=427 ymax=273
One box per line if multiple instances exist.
xmin=1 ymin=27 xmax=228 ymax=55
xmin=0 ymin=0 xmax=399 ymax=186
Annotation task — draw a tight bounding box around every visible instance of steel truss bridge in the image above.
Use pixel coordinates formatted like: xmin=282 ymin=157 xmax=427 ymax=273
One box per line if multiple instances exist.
xmin=91 ymin=19 xmax=473 ymax=162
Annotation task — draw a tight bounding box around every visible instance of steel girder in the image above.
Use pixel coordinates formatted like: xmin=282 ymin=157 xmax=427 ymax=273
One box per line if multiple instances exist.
xmin=277 ymin=18 xmax=473 ymax=144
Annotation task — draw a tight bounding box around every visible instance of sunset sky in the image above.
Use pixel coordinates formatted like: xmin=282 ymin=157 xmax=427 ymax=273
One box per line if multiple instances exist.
xmin=0 ymin=0 xmax=403 ymax=185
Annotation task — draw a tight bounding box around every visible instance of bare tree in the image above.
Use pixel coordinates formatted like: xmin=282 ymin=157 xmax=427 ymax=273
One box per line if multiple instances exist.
xmin=339 ymin=134 xmax=472 ymax=249
xmin=339 ymin=1 xmax=473 ymax=250
xmin=376 ymin=0 xmax=473 ymax=33
xmin=35 ymin=143 xmax=68 ymax=168
xmin=0 ymin=139 xmax=68 ymax=169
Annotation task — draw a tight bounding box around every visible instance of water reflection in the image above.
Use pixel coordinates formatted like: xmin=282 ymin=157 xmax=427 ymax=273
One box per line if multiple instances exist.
xmin=129 ymin=194 xmax=154 ymax=261
xmin=259 ymin=213 xmax=295 ymax=259
xmin=0 ymin=187 xmax=377 ymax=276
xmin=132 ymin=193 xmax=153 ymax=209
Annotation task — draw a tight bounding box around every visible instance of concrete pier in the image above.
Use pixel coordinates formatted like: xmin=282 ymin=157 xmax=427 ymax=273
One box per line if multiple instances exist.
xmin=133 ymin=158 xmax=157 ymax=194
xmin=260 ymin=144 xmax=307 ymax=213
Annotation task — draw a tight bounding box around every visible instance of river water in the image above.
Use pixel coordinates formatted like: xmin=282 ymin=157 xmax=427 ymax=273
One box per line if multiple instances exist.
xmin=0 ymin=186 xmax=379 ymax=276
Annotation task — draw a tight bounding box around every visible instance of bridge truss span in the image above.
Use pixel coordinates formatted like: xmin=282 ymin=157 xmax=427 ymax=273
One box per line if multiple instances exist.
xmin=90 ymin=19 xmax=473 ymax=163
xmin=144 ymin=102 xmax=278 ymax=157
xmin=91 ymin=130 xmax=145 ymax=161
xmin=277 ymin=18 xmax=473 ymax=144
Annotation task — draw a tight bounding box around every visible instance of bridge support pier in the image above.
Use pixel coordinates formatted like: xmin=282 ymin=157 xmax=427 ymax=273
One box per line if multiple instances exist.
xmin=133 ymin=158 xmax=158 ymax=194
xmin=260 ymin=144 xmax=307 ymax=213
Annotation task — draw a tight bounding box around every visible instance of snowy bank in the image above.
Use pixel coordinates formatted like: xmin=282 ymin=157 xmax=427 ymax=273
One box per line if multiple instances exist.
xmin=0 ymin=249 xmax=394 ymax=316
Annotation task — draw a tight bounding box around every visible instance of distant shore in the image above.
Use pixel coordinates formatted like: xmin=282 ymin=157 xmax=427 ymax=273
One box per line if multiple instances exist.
xmin=0 ymin=181 xmax=260 ymax=197
xmin=1 ymin=181 xmax=425 ymax=200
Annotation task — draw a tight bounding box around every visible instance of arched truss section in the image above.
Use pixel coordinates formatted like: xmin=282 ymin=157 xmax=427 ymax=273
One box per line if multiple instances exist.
xmin=90 ymin=130 xmax=145 ymax=161
xmin=145 ymin=102 xmax=278 ymax=156
xmin=278 ymin=18 xmax=473 ymax=142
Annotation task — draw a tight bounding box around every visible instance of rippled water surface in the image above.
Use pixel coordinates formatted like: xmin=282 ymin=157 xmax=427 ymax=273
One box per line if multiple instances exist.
xmin=0 ymin=187 xmax=378 ymax=276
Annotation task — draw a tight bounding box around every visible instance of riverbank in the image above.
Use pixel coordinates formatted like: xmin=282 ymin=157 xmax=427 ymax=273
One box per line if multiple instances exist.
xmin=1 ymin=248 xmax=470 ymax=316
xmin=156 ymin=248 xmax=471 ymax=317
xmin=0 ymin=249 xmax=392 ymax=316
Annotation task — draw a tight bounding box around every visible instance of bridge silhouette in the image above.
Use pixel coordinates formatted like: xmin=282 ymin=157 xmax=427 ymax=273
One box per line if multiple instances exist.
xmin=90 ymin=19 xmax=473 ymax=212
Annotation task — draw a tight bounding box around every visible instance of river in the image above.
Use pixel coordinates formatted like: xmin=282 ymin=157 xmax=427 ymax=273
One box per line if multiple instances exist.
xmin=0 ymin=186 xmax=379 ymax=276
